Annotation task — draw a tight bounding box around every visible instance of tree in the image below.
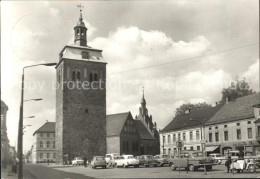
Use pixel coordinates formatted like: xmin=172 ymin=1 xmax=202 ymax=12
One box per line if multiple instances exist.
xmin=221 ymin=77 xmax=255 ymax=102
xmin=175 ymin=102 xmax=212 ymax=116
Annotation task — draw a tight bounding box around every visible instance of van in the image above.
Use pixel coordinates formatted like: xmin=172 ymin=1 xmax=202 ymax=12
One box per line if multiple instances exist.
xmin=105 ymin=153 xmax=120 ymax=164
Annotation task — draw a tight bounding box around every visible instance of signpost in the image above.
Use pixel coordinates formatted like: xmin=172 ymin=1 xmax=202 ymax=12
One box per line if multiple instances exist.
xmin=176 ymin=140 xmax=184 ymax=173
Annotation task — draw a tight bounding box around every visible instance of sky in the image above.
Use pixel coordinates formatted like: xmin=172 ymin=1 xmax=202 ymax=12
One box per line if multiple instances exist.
xmin=1 ymin=0 xmax=259 ymax=152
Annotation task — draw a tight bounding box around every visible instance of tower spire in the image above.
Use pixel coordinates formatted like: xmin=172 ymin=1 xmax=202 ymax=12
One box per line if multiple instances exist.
xmin=142 ymin=86 xmax=144 ymax=99
xmin=77 ymin=4 xmax=84 ymax=21
xmin=74 ymin=4 xmax=87 ymax=46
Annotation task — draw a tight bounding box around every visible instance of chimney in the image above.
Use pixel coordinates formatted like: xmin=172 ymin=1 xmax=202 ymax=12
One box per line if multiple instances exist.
xmin=154 ymin=122 xmax=157 ymax=129
xmin=226 ymin=97 xmax=229 ymax=104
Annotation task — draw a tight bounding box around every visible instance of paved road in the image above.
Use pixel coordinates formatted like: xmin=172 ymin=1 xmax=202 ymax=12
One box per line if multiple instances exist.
xmin=23 ymin=164 xmax=94 ymax=179
xmin=54 ymin=164 xmax=260 ymax=178
xmin=23 ymin=164 xmax=260 ymax=178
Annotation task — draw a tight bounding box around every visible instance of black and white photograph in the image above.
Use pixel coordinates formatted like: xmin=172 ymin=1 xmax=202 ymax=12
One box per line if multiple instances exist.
xmin=1 ymin=0 xmax=259 ymax=178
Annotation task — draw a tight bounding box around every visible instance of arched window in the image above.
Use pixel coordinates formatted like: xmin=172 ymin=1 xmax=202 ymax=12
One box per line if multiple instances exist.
xmin=40 ymin=141 xmax=43 ymax=148
xmin=53 ymin=141 xmax=55 ymax=148
xmin=89 ymin=73 xmax=93 ymax=82
xmin=76 ymin=71 xmax=81 ymax=81
xmin=40 ymin=153 xmax=43 ymax=159
xmin=94 ymin=73 xmax=98 ymax=81
xmin=72 ymin=71 xmax=76 ymax=81
xmin=47 ymin=141 xmax=50 ymax=148
xmin=76 ymin=29 xmax=80 ymax=35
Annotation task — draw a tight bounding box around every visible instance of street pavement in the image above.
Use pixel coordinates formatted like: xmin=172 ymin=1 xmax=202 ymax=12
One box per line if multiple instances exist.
xmin=23 ymin=163 xmax=260 ymax=178
xmin=23 ymin=164 xmax=94 ymax=179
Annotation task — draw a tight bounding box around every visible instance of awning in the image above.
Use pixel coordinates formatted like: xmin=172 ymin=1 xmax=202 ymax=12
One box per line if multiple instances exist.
xmin=205 ymin=145 xmax=219 ymax=152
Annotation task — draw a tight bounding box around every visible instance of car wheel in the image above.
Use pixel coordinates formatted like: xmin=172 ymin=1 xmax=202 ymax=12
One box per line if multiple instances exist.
xmin=189 ymin=165 xmax=195 ymax=172
xmin=170 ymin=163 xmax=175 ymax=171
xmin=248 ymin=164 xmax=256 ymax=173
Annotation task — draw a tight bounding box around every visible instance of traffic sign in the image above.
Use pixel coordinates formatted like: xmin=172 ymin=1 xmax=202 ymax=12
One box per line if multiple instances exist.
xmin=176 ymin=140 xmax=184 ymax=148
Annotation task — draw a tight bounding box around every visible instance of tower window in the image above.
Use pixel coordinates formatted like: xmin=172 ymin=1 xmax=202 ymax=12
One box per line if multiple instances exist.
xmin=77 ymin=29 xmax=80 ymax=35
xmin=89 ymin=73 xmax=93 ymax=82
xmin=76 ymin=71 xmax=81 ymax=81
xmin=72 ymin=70 xmax=81 ymax=81
xmin=72 ymin=71 xmax=76 ymax=81
xmin=84 ymin=68 xmax=87 ymax=78
xmin=94 ymin=73 xmax=98 ymax=81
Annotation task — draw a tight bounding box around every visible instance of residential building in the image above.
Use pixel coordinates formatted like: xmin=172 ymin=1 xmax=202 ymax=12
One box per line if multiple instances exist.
xmin=160 ymin=105 xmax=223 ymax=156
xmin=204 ymin=93 xmax=260 ymax=155
xmin=32 ymin=122 xmax=56 ymax=163
xmin=55 ymin=9 xmax=106 ymax=164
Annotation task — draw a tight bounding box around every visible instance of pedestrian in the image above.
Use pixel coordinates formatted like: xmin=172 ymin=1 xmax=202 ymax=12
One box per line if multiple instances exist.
xmin=47 ymin=159 xmax=49 ymax=165
xmin=83 ymin=157 xmax=87 ymax=167
xmin=225 ymin=156 xmax=232 ymax=173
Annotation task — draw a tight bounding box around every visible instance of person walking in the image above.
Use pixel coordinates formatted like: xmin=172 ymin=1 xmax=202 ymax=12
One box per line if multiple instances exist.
xmin=225 ymin=156 xmax=232 ymax=173
xmin=83 ymin=157 xmax=87 ymax=167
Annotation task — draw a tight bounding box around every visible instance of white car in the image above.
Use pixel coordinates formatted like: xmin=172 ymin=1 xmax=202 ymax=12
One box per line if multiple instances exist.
xmin=72 ymin=157 xmax=84 ymax=166
xmin=209 ymin=153 xmax=226 ymax=165
xmin=105 ymin=153 xmax=119 ymax=164
xmin=116 ymin=155 xmax=139 ymax=168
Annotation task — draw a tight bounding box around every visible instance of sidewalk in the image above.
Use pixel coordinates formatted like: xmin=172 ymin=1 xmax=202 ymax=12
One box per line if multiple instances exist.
xmin=1 ymin=166 xmax=17 ymax=179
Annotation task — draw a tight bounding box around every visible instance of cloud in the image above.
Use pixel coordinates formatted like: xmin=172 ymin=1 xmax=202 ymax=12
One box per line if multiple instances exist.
xmin=243 ymin=59 xmax=259 ymax=92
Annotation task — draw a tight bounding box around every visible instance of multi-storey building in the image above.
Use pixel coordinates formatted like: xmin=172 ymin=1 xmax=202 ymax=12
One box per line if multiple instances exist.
xmin=32 ymin=122 xmax=56 ymax=163
xmin=204 ymin=93 xmax=260 ymax=155
xmin=160 ymin=105 xmax=223 ymax=156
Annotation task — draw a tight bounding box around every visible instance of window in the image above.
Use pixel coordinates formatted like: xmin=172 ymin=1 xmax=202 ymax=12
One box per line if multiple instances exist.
xmin=72 ymin=71 xmax=76 ymax=81
xmin=248 ymin=121 xmax=251 ymax=124
xmin=84 ymin=68 xmax=87 ymax=78
xmin=215 ymin=126 xmax=218 ymax=129
xmin=237 ymin=129 xmax=241 ymax=140
xmin=40 ymin=153 xmax=43 ymax=159
xmin=47 ymin=153 xmax=50 ymax=159
xmin=53 ymin=153 xmax=56 ymax=159
xmin=224 ymin=125 xmax=227 ymax=128
xmin=53 ymin=141 xmax=55 ymax=148
xmin=224 ymin=131 xmax=228 ymax=141
xmin=126 ymin=141 xmax=129 ymax=152
xmin=67 ymin=67 xmax=70 ymax=79
xmin=197 ymin=146 xmax=200 ymax=151
xmin=94 ymin=73 xmax=98 ymax=81
xmin=248 ymin=128 xmax=252 ymax=139
xmin=168 ymin=135 xmax=171 ymax=143
xmin=163 ymin=136 xmax=165 ymax=144
xmin=215 ymin=132 xmax=219 ymax=142
xmin=209 ymin=127 xmax=212 ymax=130
xmin=89 ymin=73 xmax=93 ymax=82
xmin=209 ymin=133 xmax=212 ymax=142
xmin=40 ymin=133 xmax=43 ymax=137
xmin=168 ymin=148 xmax=171 ymax=155
xmin=173 ymin=134 xmax=176 ymax=142
xmin=76 ymin=71 xmax=81 ymax=81
xmin=190 ymin=131 xmax=193 ymax=141
xmin=81 ymin=51 xmax=89 ymax=59
xmin=184 ymin=147 xmax=186 ymax=150
xmin=40 ymin=141 xmax=43 ymax=148
xmin=237 ymin=123 xmax=240 ymax=126
xmin=47 ymin=133 xmax=50 ymax=137
xmin=47 ymin=141 xmax=50 ymax=148
xmin=76 ymin=29 xmax=80 ymax=35
xmin=196 ymin=131 xmax=200 ymax=140
xmin=190 ymin=146 xmax=194 ymax=151
xmin=178 ymin=133 xmax=181 ymax=140
xmin=183 ymin=133 xmax=186 ymax=141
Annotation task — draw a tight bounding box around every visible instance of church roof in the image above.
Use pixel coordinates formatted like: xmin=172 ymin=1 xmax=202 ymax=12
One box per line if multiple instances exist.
xmin=134 ymin=120 xmax=154 ymax=140
xmin=33 ymin=122 xmax=55 ymax=136
xmin=106 ymin=112 xmax=132 ymax=137
xmin=161 ymin=105 xmax=223 ymax=133
xmin=206 ymin=93 xmax=260 ymax=125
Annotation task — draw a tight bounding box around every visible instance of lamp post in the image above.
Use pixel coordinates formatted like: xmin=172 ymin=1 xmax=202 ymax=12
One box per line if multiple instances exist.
xmin=17 ymin=63 xmax=56 ymax=179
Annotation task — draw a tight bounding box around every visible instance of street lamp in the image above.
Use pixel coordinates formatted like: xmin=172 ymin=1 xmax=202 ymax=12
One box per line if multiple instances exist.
xmin=17 ymin=62 xmax=57 ymax=179
xmin=23 ymin=125 xmax=32 ymax=130
xmin=24 ymin=98 xmax=42 ymax=102
xmin=23 ymin=116 xmax=35 ymax=119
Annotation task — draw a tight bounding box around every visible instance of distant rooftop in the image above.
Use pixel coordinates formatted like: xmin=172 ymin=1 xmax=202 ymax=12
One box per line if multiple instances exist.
xmin=33 ymin=122 xmax=55 ymax=136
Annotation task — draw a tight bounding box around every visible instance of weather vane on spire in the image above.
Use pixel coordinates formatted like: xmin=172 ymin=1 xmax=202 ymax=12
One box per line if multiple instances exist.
xmin=142 ymin=86 xmax=144 ymax=98
xmin=77 ymin=4 xmax=84 ymax=12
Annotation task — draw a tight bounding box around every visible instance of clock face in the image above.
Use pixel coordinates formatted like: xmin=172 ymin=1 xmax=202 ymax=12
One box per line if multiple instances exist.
xmin=81 ymin=51 xmax=89 ymax=59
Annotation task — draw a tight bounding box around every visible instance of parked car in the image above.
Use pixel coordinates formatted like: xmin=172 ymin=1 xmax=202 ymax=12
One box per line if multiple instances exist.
xmin=72 ymin=157 xmax=84 ymax=166
xmin=154 ymin=154 xmax=170 ymax=166
xmin=105 ymin=153 xmax=120 ymax=164
xmin=138 ymin=155 xmax=158 ymax=167
xmin=107 ymin=156 xmax=121 ymax=167
xmin=225 ymin=150 xmax=240 ymax=159
xmin=91 ymin=156 xmax=106 ymax=169
xmin=168 ymin=151 xmax=216 ymax=171
xmin=209 ymin=153 xmax=226 ymax=165
xmin=115 ymin=155 xmax=139 ymax=168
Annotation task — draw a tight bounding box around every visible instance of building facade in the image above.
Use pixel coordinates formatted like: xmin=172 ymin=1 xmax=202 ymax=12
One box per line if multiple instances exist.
xmin=55 ymin=10 xmax=107 ymax=164
xmin=204 ymin=93 xmax=260 ymax=155
xmin=32 ymin=122 xmax=56 ymax=163
xmin=1 ymin=100 xmax=10 ymax=168
xmin=160 ymin=105 xmax=223 ymax=156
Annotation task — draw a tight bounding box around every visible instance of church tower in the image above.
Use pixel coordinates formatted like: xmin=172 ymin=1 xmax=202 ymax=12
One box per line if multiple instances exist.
xmin=55 ymin=8 xmax=107 ymax=164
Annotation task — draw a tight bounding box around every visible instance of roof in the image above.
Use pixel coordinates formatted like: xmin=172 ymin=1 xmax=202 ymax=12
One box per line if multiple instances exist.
xmin=33 ymin=122 xmax=55 ymax=135
xmin=106 ymin=112 xmax=131 ymax=137
xmin=161 ymin=105 xmax=223 ymax=133
xmin=134 ymin=120 xmax=154 ymax=140
xmin=1 ymin=100 xmax=8 ymax=110
xmin=206 ymin=93 xmax=260 ymax=125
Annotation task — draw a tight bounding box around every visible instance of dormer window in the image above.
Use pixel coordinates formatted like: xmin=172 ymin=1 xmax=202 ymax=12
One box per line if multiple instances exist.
xmin=81 ymin=51 xmax=89 ymax=59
